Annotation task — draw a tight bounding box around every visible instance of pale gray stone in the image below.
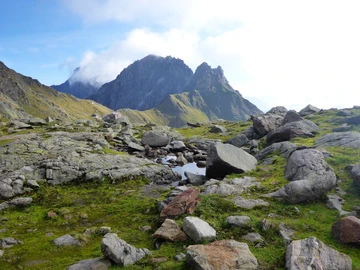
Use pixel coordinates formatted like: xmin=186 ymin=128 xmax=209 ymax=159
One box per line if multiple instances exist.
xmin=67 ymin=258 xmax=111 ymax=270
xmin=53 ymin=235 xmax=81 ymax=247
xmin=182 ymin=217 xmax=216 ymax=243
xmin=233 ymin=197 xmax=269 ymax=209
xmin=226 ymin=216 xmax=251 ymax=227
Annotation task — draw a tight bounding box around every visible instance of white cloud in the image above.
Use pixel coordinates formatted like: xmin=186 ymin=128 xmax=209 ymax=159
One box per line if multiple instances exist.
xmin=63 ymin=0 xmax=360 ymax=111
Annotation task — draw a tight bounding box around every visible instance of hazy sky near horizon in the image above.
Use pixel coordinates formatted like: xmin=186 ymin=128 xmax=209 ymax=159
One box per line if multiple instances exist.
xmin=1 ymin=0 xmax=360 ymax=111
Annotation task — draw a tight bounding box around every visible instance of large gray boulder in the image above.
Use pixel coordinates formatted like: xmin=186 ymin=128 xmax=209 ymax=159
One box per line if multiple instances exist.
xmin=314 ymin=132 xmax=360 ymax=148
xmin=67 ymin=258 xmax=111 ymax=270
xmin=266 ymin=149 xmax=337 ymax=203
xmin=206 ymin=142 xmax=257 ymax=179
xmin=225 ymin=134 xmax=249 ymax=148
xmin=286 ymin=236 xmax=352 ymax=270
xmin=252 ymin=114 xmax=284 ymax=137
xmin=299 ymin=104 xmax=320 ymax=116
xmin=186 ymin=240 xmax=258 ymax=270
xmin=255 ymin=141 xmax=297 ymax=160
xmin=101 ymin=233 xmax=150 ymax=266
xmin=266 ymin=106 xmax=288 ymax=115
xmin=182 ymin=217 xmax=216 ymax=243
xmin=266 ymin=120 xmax=319 ymax=145
xmin=282 ymin=110 xmax=303 ymax=125
xmin=141 ymin=131 xmax=169 ymax=147
xmin=0 ymin=197 xmax=33 ymax=211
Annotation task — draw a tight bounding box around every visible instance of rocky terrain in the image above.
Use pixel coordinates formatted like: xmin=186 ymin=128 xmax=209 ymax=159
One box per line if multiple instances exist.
xmin=0 ymin=104 xmax=360 ymax=269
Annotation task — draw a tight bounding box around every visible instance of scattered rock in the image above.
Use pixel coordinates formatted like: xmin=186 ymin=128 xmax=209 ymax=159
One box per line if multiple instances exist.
xmin=141 ymin=131 xmax=169 ymax=147
xmin=206 ymin=142 xmax=257 ymax=179
xmin=140 ymin=226 xmax=152 ymax=232
xmin=299 ymin=104 xmax=320 ymax=116
xmin=184 ymin=171 xmax=207 ymax=186
xmin=348 ymin=164 xmax=360 ymax=187
xmin=204 ymin=176 xmax=261 ymax=196
xmin=332 ymin=124 xmax=352 ymax=132
xmin=286 ymin=236 xmax=352 ymax=270
xmin=98 ymin=227 xmax=112 ymax=235
xmin=209 ymin=125 xmax=226 ymax=133
xmin=157 ymin=186 xmax=188 ymax=212
xmin=326 ymin=194 xmax=350 ymax=216
xmin=182 ymin=217 xmax=216 ymax=243
xmin=267 ymin=106 xmax=288 ymax=115
xmin=26 ymin=180 xmax=40 ymax=189
xmin=53 ymin=235 xmax=81 ymax=247
xmin=226 ymin=216 xmax=251 ymax=227
xmin=279 ymin=222 xmax=295 ymax=244
xmin=150 ymin=257 xmax=167 ymax=264
xmin=102 ymin=112 xmax=122 ymax=123
xmin=67 ymin=258 xmax=112 ymax=270
xmin=282 ymin=110 xmax=303 ymax=125
xmin=170 ymin=141 xmax=186 ymax=151
xmin=255 ymin=141 xmax=297 ymax=160
xmin=267 ymin=119 xmax=319 ymax=144
xmin=0 ymin=197 xmax=33 ymax=212
xmin=225 ymin=134 xmax=249 ymax=148
xmin=160 ymin=188 xmax=201 ymax=219
xmin=101 ymin=233 xmax=150 ymax=266
xmin=242 ymin=232 xmax=263 ymax=244
xmin=127 ymin=142 xmax=145 ymax=152
xmin=332 ymin=216 xmax=360 ymax=244
xmin=186 ymin=240 xmax=258 ymax=270
xmin=347 ymin=114 xmax=360 ymax=125
xmin=152 ymin=219 xmax=187 ymax=242
xmin=174 ymin=253 xmax=186 ymax=261
xmin=0 ymin=237 xmax=23 ymax=248
xmin=0 ymin=249 xmax=3 ymax=257
xmin=314 ymin=132 xmax=360 ymax=148
xmin=252 ymin=114 xmax=283 ymax=137
xmin=47 ymin=212 xmax=57 ymax=219
xmin=233 ymin=197 xmax=269 ymax=209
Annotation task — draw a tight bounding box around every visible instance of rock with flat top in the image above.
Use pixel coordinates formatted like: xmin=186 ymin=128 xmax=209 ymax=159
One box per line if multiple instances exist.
xmin=182 ymin=217 xmax=216 ymax=243
xmin=152 ymin=219 xmax=187 ymax=242
xmin=67 ymin=258 xmax=111 ymax=270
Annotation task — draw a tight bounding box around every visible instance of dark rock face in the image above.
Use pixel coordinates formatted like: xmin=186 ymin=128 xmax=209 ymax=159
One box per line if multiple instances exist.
xmin=51 ymin=68 xmax=101 ymax=99
xmin=315 ymin=132 xmax=360 ymax=148
xmin=141 ymin=131 xmax=170 ymax=147
xmin=281 ymin=110 xmax=303 ymax=125
xmin=206 ymin=142 xmax=257 ymax=179
xmin=225 ymin=134 xmax=249 ymax=148
xmin=349 ymin=164 xmax=360 ymax=187
xmin=255 ymin=141 xmax=297 ymax=160
xmin=186 ymin=240 xmax=258 ymax=270
xmin=267 ymin=149 xmax=337 ymax=203
xmin=332 ymin=216 xmax=360 ymax=244
xmin=92 ymin=55 xmax=193 ymax=111
xmin=266 ymin=120 xmax=319 ymax=144
xmin=286 ymin=237 xmax=352 ymax=270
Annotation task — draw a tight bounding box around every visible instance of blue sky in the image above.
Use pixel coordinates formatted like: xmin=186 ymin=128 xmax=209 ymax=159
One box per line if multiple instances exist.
xmin=2 ymin=0 xmax=360 ymax=111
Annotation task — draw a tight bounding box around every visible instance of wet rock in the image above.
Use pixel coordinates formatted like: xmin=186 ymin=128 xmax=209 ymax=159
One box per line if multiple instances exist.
xmin=225 ymin=134 xmax=249 ymax=148
xmin=266 ymin=149 xmax=337 ymax=203
xmin=225 ymin=216 xmax=251 ymax=228
xmin=101 ymin=233 xmax=150 ymax=266
xmin=141 ymin=131 xmax=169 ymax=147
xmin=53 ymin=235 xmax=81 ymax=247
xmin=152 ymin=219 xmax=187 ymax=242
xmin=233 ymin=197 xmax=269 ymax=209
xmin=267 ymin=120 xmax=319 ymax=144
xmin=67 ymin=258 xmax=112 ymax=270
xmin=332 ymin=216 xmax=360 ymax=244
xmin=286 ymin=236 xmax=352 ymax=270
xmin=182 ymin=217 xmax=216 ymax=243
xmin=186 ymin=240 xmax=258 ymax=270
xmin=314 ymin=132 xmax=360 ymax=148
xmin=184 ymin=171 xmax=207 ymax=186
xmin=252 ymin=114 xmax=283 ymax=137
xmin=160 ymin=188 xmax=201 ymax=219
xmin=299 ymin=104 xmax=320 ymax=116
xmin=206 ymin=142 xmax=257 ymax=179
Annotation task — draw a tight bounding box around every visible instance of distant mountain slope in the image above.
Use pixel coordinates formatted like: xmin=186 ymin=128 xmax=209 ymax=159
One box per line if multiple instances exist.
xmin=91 ymin=55 xmax=194 ymax=110
xmin=0 ymin=61 xmax=111 ymax=120
xmin=51 ymin=68 xmax=101 ymax=99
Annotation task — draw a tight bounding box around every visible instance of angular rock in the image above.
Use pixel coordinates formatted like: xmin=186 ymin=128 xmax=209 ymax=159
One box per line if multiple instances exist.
xmin=326 ymin=194 xmax=349 ymax=216
xmin=252 ymin=114 xmax=283 ymax=137
xmin=102 ymin=112 xmax=122 ymax=123
xmin=186 ymin=240 xmax=258 ymax=270
xmin=152 ymin=219 xmax=187 ymax=242
xmin=315 ymin=132 xmax=360 ymax=148
xmin=279 ymin=222 xmax=295 ymax=244
xmin=347 ymin=114 xmax=360 ymax=125
xmin=209 ymin=125 xmax=226 ymax=133
xmin=242 ymin=232 xmax=263 ymax=244
xmin=170 ymin=141 xmax=186 ymax=151
xmin=26 ymin=180 xmax=40 ymax=189
xmin=141 ymin=131 xmax=169 ymax=147
xmin=286 ymin=236 xmax=352 ymax=270
xmin=0 ymin=237 xmax=23 ymax=248
xmin=0 ymin=197 xmax=33 ymax=211
xmin=299 ymin=104 xmax=320 ymax=116
xmin=267 ymin=120 xmax=319 ymax=144
xmin=67 ymin=258 xmax=112 ymax=270
xmin=127 ymin=142 xmax=145 ymax=152
xmin=226 ymin=216 xmax=251 ymax=228
xmin=101 ymin=233 xmax=150 ymax=266
xmin=267 ymin=106 xmax=288 ymax=115
xmin=233 ymin=197 xmax=269 ymax=209
xmin=282 ymin=110 xmax=303 ymax=125
xmin=332 ymin=124 xmax=352 ymax=132
xmin=255 ymin=141 xmax=297 ymax=160
xmin=157 ymin=186 xmax=188 ymax=212
xmin=182 ymin=217 xmax=216 ymax=243
xmin=332 ymin=216 xmax=360 ymax=244
xmin=204 ymin=176 xmax=261 ymax=196
xmin=206 ymin=142 xmax=257 ymax=179
xmin=184 ymin=171 xmax=207 ymax=186
xmin=27 ymin=118 xmax=47 ymax=126
xmin=225 ymin=134 xmax=249 ymax=148
xmin=53 ymin=235 xmax=81 ymax=247
xmin=160 ymin=188 xmax=201 ymax=219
